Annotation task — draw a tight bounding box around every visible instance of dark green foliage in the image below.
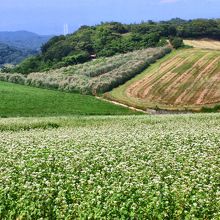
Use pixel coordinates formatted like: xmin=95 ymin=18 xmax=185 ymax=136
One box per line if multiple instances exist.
xmin=141 ymin=33 xmax=160 ymax=47
xmin=0 ymin=81 xmax=136 ymax=117
xmin=169 ymin=37 xmax=184 ymax=49
xmin=0 ymin=31 xmax=52 ymax=67
xmin=12 ymin=18 xmax=220 ymax=74
xmin=0 ymin=43 xmax=37 ymax=67
xmin=53 ymin=51 xmax=90 ymax=68
xmin=64 ymin=51 xmax=90 ymax=64
xmin=44 ymin=42 xmax=74 ymax=62
xmin=177 ymin=19 xmax=220 ymax=39
xmin=41 ymin=35 xmax=66 ymax=54
xmin=157 ymin=38 xmax=168 ymax=47
xmin=1 ymin=47 xmax=170 ymax=95
xmin=201 ymin=105 xmax=220 ymax=113
xmin=102 ymin=22 xmax=128 ymax=34
xmin=11 ymin=56 xmax=50 ymax=74
xmin=13 ymin=23 xmax=167 ymax=74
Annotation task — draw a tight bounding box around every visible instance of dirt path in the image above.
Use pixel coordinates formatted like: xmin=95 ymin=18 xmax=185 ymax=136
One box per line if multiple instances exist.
xmin=96 ymin=96 xmax=194 ymax=115
xmin=96 ymin=96 xmax=148 ymax=114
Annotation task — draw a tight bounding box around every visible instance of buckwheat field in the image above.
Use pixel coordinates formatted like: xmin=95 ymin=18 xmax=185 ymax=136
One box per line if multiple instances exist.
xmin=0 ymin=114 xmax=219 ymax=219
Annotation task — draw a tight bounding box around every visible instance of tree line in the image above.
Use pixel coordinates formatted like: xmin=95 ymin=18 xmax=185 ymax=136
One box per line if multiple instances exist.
xmin=5 ymin=18 xmax=220 ymax=74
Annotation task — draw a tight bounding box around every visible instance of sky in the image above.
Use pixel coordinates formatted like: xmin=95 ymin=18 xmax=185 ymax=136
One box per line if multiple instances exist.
xmin=0 ymin=0 xmax=219 ymax=35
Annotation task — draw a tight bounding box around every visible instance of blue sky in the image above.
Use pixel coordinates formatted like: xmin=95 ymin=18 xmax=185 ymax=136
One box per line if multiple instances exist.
xmin=0 ymin=0 xmax=219 ymax=35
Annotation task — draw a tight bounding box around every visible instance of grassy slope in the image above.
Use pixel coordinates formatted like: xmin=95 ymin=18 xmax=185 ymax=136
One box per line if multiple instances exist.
xmin=106 ymin=48 xmax=220 ymax=111
xmin=0 ymin=81 xmax=136 ymax=117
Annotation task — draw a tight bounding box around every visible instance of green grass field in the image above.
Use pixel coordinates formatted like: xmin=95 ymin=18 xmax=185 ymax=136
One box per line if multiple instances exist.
xmin=0 ymin=114 xmax=219 ymax=219
xmin=0 ymin=81 xmax=136 ymax=117
xmin=106 ymin=48 xmax=220 ymax=111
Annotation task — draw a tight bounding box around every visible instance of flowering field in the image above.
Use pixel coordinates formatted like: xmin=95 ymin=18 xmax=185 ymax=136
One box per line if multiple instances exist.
xmin=0 ymin=114 xmax=220 ymax=219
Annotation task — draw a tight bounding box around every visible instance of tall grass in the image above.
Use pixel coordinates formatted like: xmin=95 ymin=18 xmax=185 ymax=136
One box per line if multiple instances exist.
xmin=0 ymin=47 xmax=171 ymax=94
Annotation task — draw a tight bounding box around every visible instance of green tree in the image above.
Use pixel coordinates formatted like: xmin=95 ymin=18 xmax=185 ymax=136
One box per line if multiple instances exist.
xmin=169 ymin=37 xmax=183 ymax=49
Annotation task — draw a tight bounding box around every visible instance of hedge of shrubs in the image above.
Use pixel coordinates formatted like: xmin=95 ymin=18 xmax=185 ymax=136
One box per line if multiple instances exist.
xmin=0 ymin=47 xmax=171 ymax=94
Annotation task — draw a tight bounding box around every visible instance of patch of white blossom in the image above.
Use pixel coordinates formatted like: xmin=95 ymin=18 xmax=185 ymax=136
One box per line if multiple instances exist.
xmin=0 ymin=114 xmax=219 ymax=219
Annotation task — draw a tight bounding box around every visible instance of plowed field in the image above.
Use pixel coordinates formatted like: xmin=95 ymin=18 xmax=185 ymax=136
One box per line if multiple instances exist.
xmin=107 ymin=48 xmax=220 ymax=111
xmin=184 ymin=39 xmax=220 ymax=50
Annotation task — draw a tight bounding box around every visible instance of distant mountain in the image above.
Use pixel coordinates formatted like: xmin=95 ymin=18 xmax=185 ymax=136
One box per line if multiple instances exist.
xmin=0 ymin=31 xmax=53 ymax=67
xmin=0 ymin=31 xmax=53 ymax=51
xmin=0 ymin=42 xmax=37 ymax=67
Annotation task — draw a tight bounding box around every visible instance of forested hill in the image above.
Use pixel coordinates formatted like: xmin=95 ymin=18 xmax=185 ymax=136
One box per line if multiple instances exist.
xmin=0 ymin=31 xmax=52 ymax=68
xmin=8 ymin=18 xmax=220 ymax=74
xmin=0 ymin=42 xmax=37 ymax=67
xmin=0 ymin=31 xmax=52 ymax=51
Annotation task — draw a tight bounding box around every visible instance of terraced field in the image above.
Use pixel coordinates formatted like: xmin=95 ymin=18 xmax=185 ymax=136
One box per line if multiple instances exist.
xmin=107 ymin=48 xmax=220 ymax=111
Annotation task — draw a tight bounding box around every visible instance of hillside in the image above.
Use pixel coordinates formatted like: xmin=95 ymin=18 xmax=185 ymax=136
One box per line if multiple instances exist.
xmin=106 ymin=44 xmax=220 ymax=112
xmin=10 ymin=18 xmax=220 ymax=74
xmin=0 ymin=31 xmax=52 ymax=67
xmin=0 ymin=47 xmax=170 ymax=94
xmin=0 ymin=42 xmax=37 ymax=67
xmin=1 ymin=40 xmax=220 ymax=112
xmin=0 ymin=81 xmax=135 ymax=117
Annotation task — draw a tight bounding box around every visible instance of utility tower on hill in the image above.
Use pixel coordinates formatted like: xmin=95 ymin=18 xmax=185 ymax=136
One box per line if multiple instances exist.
xmin=64 ymin=24 xmax=69 ymax=35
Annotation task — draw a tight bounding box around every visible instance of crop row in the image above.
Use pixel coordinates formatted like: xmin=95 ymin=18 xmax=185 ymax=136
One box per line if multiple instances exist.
xmin=107 ymin=48 xmax=220 ymax=111
xmin=0 ymin=47 xmax=171 ymax=94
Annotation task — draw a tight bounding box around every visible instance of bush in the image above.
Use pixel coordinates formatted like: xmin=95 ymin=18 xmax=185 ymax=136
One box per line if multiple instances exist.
xmin=201 ymin=105 xmax=220 ymax=113
xmin=0 ymin=72 xmax=27 ymax=84
xmin=0 ymin=73 xmax=10 ymax=81
xmin=8 ymin=73 xmax=26 ymax=85
xmin=169 ymin=37 xmax=184 ymax=49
